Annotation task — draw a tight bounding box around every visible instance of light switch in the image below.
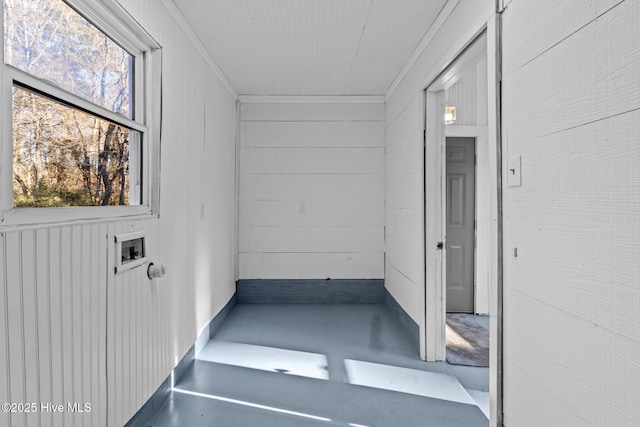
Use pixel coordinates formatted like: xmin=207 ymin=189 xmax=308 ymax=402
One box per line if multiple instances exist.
xmin=508 ymin=156 xmax=522 ymax=187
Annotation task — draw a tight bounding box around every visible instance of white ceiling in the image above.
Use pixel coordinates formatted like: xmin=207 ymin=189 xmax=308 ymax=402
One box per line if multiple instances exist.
xmin=169 ymin=0 xmax=450 ymax=96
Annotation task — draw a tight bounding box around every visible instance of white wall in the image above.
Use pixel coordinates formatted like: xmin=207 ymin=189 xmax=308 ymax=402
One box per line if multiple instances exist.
xmin=501 ymin=0 xmax=640 ymax=425
xmin=238 ymin=98 xmax=385 ymax=280
xmin=384 ymin=0 xmax=494 ymax=353
xmin=0 ymin=1 xmax=238 ymax=426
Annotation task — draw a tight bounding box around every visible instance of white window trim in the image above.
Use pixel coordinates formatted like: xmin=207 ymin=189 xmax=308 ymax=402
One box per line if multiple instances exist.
xmin=0 ymin=0 xmax=162 ymax=229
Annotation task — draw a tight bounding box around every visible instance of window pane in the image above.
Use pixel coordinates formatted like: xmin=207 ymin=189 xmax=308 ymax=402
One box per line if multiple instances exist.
xmin=12 ymin=86 xmax=139 ymax=207
xmin=3 ymin=0 xmax=133 ymax=118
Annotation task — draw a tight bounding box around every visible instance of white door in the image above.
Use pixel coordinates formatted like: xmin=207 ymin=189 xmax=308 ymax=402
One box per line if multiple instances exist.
xmin=445 ymin=137 xmax=475 ymax=313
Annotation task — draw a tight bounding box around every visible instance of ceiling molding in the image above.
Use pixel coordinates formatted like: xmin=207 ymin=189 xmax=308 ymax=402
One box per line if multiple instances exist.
xmin=384 ymin=0 xmax=460 ymax=101
xmin=238 ymin=95 xmax=385 ymax=104
xmin=159 ymin=0 xmax=238 ymax=99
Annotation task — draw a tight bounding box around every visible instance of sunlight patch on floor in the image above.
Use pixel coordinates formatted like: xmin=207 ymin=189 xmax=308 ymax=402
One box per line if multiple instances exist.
xmin=467 ymin=390 xmax=490 ymax=419
xmin=198 ymin=340 xmax=330 ymax=380
xmin=446 ymin=323 xmax=473 ymax=350
xmin=344 ymin=359 xmax=475 ymax=405
xmin=173 ymin=388 xmax=333 ymax=422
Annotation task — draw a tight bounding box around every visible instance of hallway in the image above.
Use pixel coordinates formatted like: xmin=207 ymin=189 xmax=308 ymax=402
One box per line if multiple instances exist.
xmin=1 ymin=1 xmax=637 ymax=426
xmin=145 ymin=304 xmax=488 ymax=426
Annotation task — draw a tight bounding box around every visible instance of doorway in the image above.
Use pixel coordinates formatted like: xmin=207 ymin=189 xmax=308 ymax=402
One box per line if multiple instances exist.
xmin=423 ymin=31 xmax=492 ymax=362
xmin=445 ymin=137 xmax=476 ymax=313
xmin=422 ymin=21 xmax=501 ymax=425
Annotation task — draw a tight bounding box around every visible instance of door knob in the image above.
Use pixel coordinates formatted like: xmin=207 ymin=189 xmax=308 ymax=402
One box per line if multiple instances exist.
xmin=437 ymin=242 xmax=444 ymax=249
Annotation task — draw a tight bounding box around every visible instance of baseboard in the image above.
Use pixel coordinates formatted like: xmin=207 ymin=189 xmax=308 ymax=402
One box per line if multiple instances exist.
xmin=125 ymin=292 xmax=237 ymax=427
xmin=236 ymin=279 xmax=385 ymax=304
xmin=209 ymin=293 xmax=238 ymax=339
xmin=384 ymin=288 xmax=420 ymax=351
xmin=123 ymin=374 xmax=172 ymax=427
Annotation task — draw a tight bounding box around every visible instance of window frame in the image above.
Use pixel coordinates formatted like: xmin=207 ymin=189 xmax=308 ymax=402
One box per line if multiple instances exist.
xmin=0 ymin=0 xmax=161 ymax=228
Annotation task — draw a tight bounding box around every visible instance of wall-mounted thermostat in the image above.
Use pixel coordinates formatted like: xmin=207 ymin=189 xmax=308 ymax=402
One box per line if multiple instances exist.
xmin=115 ymin=231 xmax=147 ymax=273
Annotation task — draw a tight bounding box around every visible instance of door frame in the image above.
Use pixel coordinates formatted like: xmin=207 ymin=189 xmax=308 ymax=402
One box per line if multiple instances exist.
xmin=422 ymin=15 xmax=503 ymax=426
xmin=423 ymin=88 xmax=447 ymax=361
xmin=423 ymin=30 xmax=492 ymax=358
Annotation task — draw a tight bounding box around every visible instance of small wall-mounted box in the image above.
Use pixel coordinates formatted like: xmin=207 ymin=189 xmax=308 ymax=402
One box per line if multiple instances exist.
xmin=115 ymin=231 xmax=147 ymax=274
xmin=508 ymin=156 xmax=522 ymax=187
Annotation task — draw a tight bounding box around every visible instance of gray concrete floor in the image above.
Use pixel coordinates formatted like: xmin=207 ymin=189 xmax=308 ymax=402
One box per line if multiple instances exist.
xmin=146 ymin=304 xmax=489 ymax=426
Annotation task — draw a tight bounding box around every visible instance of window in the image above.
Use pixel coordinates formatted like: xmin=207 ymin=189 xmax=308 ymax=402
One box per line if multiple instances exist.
xmin=1 ymin=0 xmax=160 ymax=223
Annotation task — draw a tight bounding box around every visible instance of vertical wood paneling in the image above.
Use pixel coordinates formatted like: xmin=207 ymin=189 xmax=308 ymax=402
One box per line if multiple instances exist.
xmin=0 ymin=233 xmax=8 ymax=427
xmin=48 ymin=228 xmax=63 ymax=427
xmin=134 ymin=265 xmax=141 ymax=407
xmin=71 ymin=226 xmax=83 ymax=426
xmin=136 ymin=264 xmax=145 ymax=410
xmin=80 ymin=225 xmax=92 ymax=426
xmin=129 ymin=259 xmax=137 ymax=416
xmin=475 ymin=58 xmax=488 ymax=126
xmin=35 ymin=229 xmax=52 ymax=427
xmin=123 ymin=260 xmax=131 ymax=420
xmin=96 ymin=224 xmax=108 ymax=427
xmin=445 ymin=64 xmax=486 ymax=126
xmin=20 ymin=231 xmax=38 ymax=425
xmin=106 ymin=223 xmax=117 ymax=427
xmin=59 ymin=227 xmax=73 ymax=427
xmin=0 ymin=225 xmax=108 ymax=427
xmin=105 ymin=220 xmax=166 ymax=426
xmin=6 ymin=232 xmax=26 ymax=427
xmin=120 ymin=258 xmax=130 ymax=422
